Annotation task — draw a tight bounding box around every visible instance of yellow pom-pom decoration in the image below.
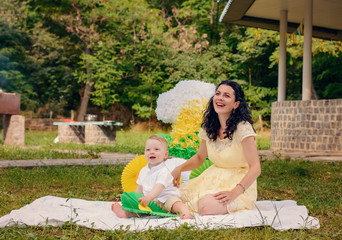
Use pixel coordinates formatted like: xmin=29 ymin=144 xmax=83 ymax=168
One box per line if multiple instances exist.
xmin=170 ymin=98 xmax=207 ymax=150
xmin=121 ymin=155 xmax=148 ymax=192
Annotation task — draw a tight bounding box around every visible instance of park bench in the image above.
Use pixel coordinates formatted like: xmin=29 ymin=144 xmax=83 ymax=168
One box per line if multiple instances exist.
xmin=53 ymin=121 xmax=123 ymax=145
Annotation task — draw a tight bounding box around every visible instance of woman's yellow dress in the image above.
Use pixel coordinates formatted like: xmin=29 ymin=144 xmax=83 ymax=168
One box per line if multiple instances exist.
xmin=180 ymin=121 xmax=257 ymax=213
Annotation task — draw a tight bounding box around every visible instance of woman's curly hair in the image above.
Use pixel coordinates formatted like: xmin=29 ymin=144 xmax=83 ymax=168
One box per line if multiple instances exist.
xmin=201 ymin=80 xmax=253 ymax=141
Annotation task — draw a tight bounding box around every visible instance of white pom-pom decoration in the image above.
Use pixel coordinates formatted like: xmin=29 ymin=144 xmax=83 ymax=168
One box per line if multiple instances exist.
xmin=155 ymin=80 xmax=216 ymax=123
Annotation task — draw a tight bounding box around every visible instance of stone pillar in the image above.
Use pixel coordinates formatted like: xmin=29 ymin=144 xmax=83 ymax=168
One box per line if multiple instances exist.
xmin=58 ymin=125 xmax=85 ymax=144
xmin=3 ymin=115 xmax=25 ymax=147
xmin=302 ymin=0 xmax=313 ymax=100
xmin=278 ymin=10 xmax=287 ymax=102
xmin=85 ymin=125 xmax=116 ymax=145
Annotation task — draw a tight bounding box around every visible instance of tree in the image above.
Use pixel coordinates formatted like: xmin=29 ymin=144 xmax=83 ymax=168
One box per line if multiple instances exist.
xmin=1 ymin=0 xmax=80 ymax=114
xmin=49 ymin=1 xmax=101 ymax=120
xmin=270 ymin=34 xmax=342 ymax=100
xmin=230 ymin=27 xmax=279 ymax=87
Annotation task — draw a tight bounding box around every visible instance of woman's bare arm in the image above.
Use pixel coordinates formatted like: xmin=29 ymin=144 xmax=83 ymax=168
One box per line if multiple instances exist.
xmin=236 ymin=136 xmax=261 ymax=191
xmin=214 ymin=136 xmax=261 ymax=204
xmin=171 ymin=140 xmax=208 ymax=186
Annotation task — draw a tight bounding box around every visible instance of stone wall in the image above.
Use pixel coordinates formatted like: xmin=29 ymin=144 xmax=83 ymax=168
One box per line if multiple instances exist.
xmin=58 ymin=125 xmax=85 ymax=144
xmin=271 ymin=99 xmax=342 ymax=154
xmin=85 ymin=125 xmax=116 ymax=145
xmin=57 ymin=125 xmax=117 ymax=145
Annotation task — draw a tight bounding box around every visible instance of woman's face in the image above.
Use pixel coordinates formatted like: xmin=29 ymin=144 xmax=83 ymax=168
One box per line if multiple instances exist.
xmin=213 ymin=84 xmax=239 ymax=116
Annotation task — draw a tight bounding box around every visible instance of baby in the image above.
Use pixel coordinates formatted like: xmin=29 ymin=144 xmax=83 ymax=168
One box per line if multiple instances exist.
xmin=111 ymin=135 xmax=192 ymax=219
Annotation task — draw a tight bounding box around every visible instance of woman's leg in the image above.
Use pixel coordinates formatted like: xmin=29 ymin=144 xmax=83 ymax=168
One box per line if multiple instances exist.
xmin=198 ymin=194 xmax=229 ymax=215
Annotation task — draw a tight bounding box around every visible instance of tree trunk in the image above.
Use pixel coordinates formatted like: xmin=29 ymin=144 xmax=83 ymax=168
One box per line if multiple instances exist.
xmin=259 ymin=115 xmax=264 ymax=132
xmin=160 ymin=0 xmax=167 ymax=19
xmin=210 ymin=0 xmax=215 ymax=45
xmin=149 ymin=83 xmax=153 ymax=131
xmin=77 ymin=83 xmax=93 ymax=121
xmin=77 ymin=45 xmax=93 ymax=121
xmin=215 ymin=0 xmax=219 ymax=44
xmin=249 ymin=62 xmax=252 ymax=86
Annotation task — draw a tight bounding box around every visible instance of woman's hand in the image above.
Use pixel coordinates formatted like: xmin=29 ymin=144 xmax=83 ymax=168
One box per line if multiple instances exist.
xmin=213 ymin=188 xmax=242 ymax=206
xmin=171 ymin=166 xmax=182 ymax=187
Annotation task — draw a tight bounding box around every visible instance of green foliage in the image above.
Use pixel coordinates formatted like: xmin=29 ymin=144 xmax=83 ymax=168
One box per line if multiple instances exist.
xmin=1 ymin=0 xmax=341 ymax=123
xmin=272 ymin=35 xmax=342 ymax=100
xmin=68 ymin=0 xmax=172 ymax=116
xmin=323 ymin=82 xmax=342 ymax=99
xmin=230 ymin=28 xmax=279 ymax=87
xmin=165 ymin=43 xmax=233 ymax=84
xmin=0 ymin=1 xmax=37 ymax=108
xmin=132 ymin=103 xmax=152 ymax=120
xmin=75 ymin=47 xmax=121 ymax=113
xmin=313 ymin=52 xmax=342 ymax=99
xmin=0 ymin=0 xmax=81 ymax=112
xmin=242 ymin=83 xmax=277 ymax=122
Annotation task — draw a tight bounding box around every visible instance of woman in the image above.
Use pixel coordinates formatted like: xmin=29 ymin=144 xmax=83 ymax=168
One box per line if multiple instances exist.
xmin=172 ymin=80 xmax=261 ymax=215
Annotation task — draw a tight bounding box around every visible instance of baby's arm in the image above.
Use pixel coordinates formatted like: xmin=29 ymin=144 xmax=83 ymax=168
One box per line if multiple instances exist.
xmin=138 ymin=183 xmax=165 ymax=206
xmin=136 ymin=184 xmax=143 ymax=194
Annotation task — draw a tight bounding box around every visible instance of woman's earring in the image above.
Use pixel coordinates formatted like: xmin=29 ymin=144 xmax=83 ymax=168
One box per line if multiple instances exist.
xmin=232 ymin=108 xmax=235 ymax=114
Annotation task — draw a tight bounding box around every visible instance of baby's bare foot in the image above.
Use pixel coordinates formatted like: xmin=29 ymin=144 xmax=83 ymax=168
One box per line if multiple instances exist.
xmin=111 ymin=203 xmax=129 ymax=218
xmin=180 ymin=212 xmax=194 ymax=219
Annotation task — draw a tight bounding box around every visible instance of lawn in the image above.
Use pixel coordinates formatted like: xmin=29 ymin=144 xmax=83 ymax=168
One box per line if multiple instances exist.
xmin=0 ymin=160 xmax=340 ymax=239
xmin=0 ymin=130 xmax=340 ymax=239
xmin=0 ymin=129 xmax=167 ymax=160
xmin=0 ymin=129 xmax=271 ymax=160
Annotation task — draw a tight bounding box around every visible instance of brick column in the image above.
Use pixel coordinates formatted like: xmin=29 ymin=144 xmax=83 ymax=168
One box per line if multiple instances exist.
xmin=3 ymin=115 xmax=25 ymax=147
xmin=85 ymin=125 xmax=116 ymax=145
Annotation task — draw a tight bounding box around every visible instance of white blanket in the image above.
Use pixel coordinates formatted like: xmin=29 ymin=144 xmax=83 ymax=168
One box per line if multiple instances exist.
xmin=0 ymin=196 xmax=319 ymax=231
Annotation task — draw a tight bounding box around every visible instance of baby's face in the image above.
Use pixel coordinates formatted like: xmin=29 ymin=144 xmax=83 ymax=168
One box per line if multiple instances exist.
xmin=144 ymin=139 xmax=168 ymax=168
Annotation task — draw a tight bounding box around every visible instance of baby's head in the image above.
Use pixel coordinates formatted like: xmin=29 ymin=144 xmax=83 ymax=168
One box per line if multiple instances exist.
xmin=144 ymin=135 xmax=169 ymax=168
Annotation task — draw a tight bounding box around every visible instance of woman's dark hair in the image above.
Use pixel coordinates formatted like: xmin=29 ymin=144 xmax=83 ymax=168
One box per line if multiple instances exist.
xmin=201 ymin=80 xmax=253 ymax=141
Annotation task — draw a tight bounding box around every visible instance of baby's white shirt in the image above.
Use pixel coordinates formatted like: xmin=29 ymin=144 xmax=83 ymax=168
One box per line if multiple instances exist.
xmin=137 ymin=162 xmax=180 ymax=203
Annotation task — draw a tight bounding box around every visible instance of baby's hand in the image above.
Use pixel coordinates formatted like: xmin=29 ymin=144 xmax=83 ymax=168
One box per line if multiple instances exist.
xmin=138 ymin=196 xmax=152 ymax=207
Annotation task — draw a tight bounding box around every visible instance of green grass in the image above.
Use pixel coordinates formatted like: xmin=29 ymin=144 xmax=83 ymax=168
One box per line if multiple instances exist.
xmin=25 ymin=129 xmax=270 ymax=152
xmin=25 ymin=129 xmax=168 ymax=154
xmin=0 ymin=129 xmax=269 ymax=160
xmin=0 ymin=160 xmax=340 ymax=239
xmin=0 ymin=165 xmax=124 ymax=216
xmin=1 ymin=129 xmax=340 ymax=238
xmin=0 ymin=129 xmax=170 ymax=160
xmin=0 ymin=146 xmax=90 ymax=160
xmin=255 ymin=132 xmax=270 ymax=150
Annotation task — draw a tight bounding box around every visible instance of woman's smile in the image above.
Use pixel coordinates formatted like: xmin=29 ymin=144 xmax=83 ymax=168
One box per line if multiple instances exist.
xmin=215 ymin=102 xmax=225 ymax=108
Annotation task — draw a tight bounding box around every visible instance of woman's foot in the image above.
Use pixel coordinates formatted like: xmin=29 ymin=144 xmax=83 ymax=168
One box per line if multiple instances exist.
xmin=111 ymin=203 xmax=129 ymax=218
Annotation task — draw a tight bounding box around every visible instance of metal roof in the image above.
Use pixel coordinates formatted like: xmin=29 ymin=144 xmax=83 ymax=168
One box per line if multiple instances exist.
xmin=219 ymin=0 xmax=342 ymax=41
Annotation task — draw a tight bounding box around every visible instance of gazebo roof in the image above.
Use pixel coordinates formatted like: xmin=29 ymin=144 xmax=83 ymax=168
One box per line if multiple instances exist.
xmin=219 ymin=0 xmax=342 ymax=41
